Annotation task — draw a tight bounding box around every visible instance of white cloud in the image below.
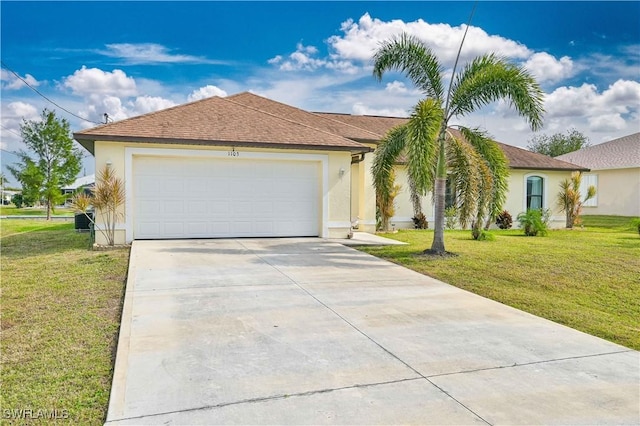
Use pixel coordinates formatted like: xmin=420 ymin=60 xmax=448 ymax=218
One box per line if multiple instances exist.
xmin=187 ymin=85 xmax=228 ymax=102
xmin=0 ymin=69 xmax=41 ymax=90
xmin=385 ymin=81 xmax=409 ymax=94
xmin=352 ymin=102 xmax=408 ymax=117
xmin=588 ymin=113 xmax=627 ymax=132
xmin=524 ymin=52 xmax=575 ymax=83
xmin=3 ymin=101 xmax=39 ymax=120
xmin=63 ymin=66 xmax=137 ymax=97
xmin=100 ymin=43 xmax=225 ymax=65
xmin=131 ymin=96 xmax=177 ymax=114
xmin=328 ymin=13 xmax=531 ymax=67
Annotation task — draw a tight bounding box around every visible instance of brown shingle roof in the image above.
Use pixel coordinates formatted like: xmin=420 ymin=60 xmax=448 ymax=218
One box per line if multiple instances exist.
xmin=317 ymin=113 xmax=587 ymax=171
xmin=556 ymin=132 xmax=640 ymax=170
xmin=229 ymin=93 xmax=382 ymax=142
xmin=314 ymin=112 xmax=409 ymax=139
xmin=496 ymin=142 xmax=588 ymax=171
xmin=74 ymin=93 xmax=371 ymax=154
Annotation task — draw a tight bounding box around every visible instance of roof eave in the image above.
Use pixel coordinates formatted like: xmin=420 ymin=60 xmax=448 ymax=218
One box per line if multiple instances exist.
xmin=509 ymin=166 xmax=591 ymax=172
xmin=72 ymin=134 xmax=373 ymax=154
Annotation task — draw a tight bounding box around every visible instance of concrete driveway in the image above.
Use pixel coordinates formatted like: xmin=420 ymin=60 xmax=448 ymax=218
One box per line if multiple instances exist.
xmin=105 ymin=238 xmax=639 ymax=425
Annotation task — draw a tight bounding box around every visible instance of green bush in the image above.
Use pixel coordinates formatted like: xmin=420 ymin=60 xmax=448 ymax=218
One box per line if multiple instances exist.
xmin=11 ymin=193 xmax=24 ymax=208
xmin=445 ymin=206 xmax=457 ymax=230
xmin=517 ymin=209 xmax=548 ymax=236
xmin=472 ymin=228 xmax=495 ymax=241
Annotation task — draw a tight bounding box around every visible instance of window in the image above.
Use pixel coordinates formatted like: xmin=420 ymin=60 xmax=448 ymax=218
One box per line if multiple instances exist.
xmin=526 ymin=176 xmax=544 ymax=209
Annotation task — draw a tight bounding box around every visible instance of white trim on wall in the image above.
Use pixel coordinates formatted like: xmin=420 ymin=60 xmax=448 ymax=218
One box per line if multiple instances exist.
xmin=124 ymin=147 xmax=329 ymax=242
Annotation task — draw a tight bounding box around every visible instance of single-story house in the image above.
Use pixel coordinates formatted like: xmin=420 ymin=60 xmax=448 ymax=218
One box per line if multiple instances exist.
xmin=74 ymin=92 xmax=587 ymax=245
xmin=556 ymin=132 xmax=640 ymax=217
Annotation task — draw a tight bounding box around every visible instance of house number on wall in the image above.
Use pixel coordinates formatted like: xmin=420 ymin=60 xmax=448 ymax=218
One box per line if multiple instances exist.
xmin=228 ymin=148 xmax=240 ymax=157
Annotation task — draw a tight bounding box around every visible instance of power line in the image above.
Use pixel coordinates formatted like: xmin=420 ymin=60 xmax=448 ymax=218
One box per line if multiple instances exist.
xmin=0 ymin=124 xmax=22 ymax=138
xmin=1 ymin=61 xmax=103 ymax=125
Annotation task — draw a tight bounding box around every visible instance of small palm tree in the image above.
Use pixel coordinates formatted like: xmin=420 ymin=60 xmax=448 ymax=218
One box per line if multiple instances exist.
xmin=557 ymin=171 xmax=596 ymax=228
xmin=372 ymin=33 xmax=544 ymax=254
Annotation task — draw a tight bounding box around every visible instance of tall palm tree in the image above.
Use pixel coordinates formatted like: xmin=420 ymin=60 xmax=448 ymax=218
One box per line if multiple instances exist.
xmin=372 ymin=33 xmax=544 ymax=254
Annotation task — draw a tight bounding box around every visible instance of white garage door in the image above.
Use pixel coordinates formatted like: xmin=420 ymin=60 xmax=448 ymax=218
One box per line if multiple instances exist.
xmin=133 ymin=156 xmax=320 ymax=239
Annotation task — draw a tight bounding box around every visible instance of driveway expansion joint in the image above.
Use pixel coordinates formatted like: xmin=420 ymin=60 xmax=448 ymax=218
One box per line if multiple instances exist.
xmin=245 ymin=246 xmax=492 ymax=426
xmin=426 ymin=349 xmax=635 ymax=379
xmin=106 ymin=377 xmax=425 ymax=424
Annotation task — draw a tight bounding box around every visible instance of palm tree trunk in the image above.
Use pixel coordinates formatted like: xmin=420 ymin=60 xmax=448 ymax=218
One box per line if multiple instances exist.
xmin=430 ymin=131 xmax=448 ymax=254
xmin=431 ymin=177 xmax=446 ymax=252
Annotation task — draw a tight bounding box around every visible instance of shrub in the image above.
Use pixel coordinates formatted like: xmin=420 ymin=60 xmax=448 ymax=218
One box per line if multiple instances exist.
xmin=444 ymin=206 xmax=457 ymax=230
xmin=477 ymin=229 xmax=495 ymax=241
xmin=517 ymin=209 xmax=548 ymax=236
xmin=11 ymin=193 xmax=23 ymax=208
xmin=412 ymin=213 xmax=429 ymax=229
xmin=495 ymin=210 xmax=513 ymax=229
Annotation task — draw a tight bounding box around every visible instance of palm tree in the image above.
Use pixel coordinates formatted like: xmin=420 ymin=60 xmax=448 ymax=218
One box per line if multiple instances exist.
xmin=372 ymin=33 xmax=544 ymax=254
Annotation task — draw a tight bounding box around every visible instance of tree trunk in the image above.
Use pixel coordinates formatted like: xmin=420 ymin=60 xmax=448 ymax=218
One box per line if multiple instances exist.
xmin=566 ymin=210 xmax=573 ymax=229
xmin=431 ymin=177 xmax=446 ymax=252
xmin=46 ymin=199 xmax=52 ymax=220
xmin=429 ymin=130 xmax=448 ymax=254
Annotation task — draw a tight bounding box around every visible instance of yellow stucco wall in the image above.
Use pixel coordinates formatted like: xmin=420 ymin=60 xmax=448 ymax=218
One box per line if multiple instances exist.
xmin=93 ymin=141 xmax=354 ymax=244
xmin=505 ymin=169 xmax=574 ymax=229
xmin=387 ymin=166 xmax=576 ymax=230
xmin=581 ymin=168 xmax=640 ymax=217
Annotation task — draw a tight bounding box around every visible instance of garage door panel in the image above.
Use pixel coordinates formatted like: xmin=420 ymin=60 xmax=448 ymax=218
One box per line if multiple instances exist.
xmin=133 ymin=156 xmax=320 ymax=239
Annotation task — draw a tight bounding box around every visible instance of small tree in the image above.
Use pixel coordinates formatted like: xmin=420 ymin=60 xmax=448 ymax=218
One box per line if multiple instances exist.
xmin=527 ymin=129 xmax=590 ymax=157
xmin=557 ymin=171 xmax=596 ymax=228
xmin=8 ymin=109 xmax=83 ymax=219
xmin=71 ymin=166 xmax=125 ymax=246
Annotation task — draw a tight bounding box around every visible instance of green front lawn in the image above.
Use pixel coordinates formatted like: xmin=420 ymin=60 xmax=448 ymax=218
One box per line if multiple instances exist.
xmin=359 ymin=217 xmax=640 ymax=350
xmin=0 ymin=205 xmax=75 ymax=216
xmin=1 ymin=220 xmax=130 ymax=424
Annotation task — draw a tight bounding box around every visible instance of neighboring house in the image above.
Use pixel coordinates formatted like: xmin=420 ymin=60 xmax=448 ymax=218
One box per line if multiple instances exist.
xmin=557 ymin=133 xmax=640 ymax=217
xmin=61 ymin=174 xmax=95 ymax=205
xmin=62 ymin=174 xmax=95 ymax=195
xmin=74 ymin=92 xmax=586 ymax=244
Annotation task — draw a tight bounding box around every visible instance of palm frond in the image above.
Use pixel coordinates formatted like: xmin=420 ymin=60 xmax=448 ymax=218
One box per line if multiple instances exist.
xmin=372 ymin=33 xmax=445 ymax=100
xmin=446 ymin=132 xmax=483 ymax=228
xmin=458 ymin=127 xmax=509 ymax=220
xmin=448 ymin=54 xmax=545 ymax=131
xmin=372 ymin=125 xmax=409 ymax=206
xmin=405 ymin=98 xmax=443 ymax=195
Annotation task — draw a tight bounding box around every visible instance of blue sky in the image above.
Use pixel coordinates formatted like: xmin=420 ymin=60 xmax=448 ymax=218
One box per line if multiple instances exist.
xmin=2 ymin=1 xmax=639 ymax=184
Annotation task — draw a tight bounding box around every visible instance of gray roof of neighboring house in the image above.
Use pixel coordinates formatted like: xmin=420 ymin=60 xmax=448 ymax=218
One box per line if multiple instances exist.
xmin=556 ymin=132 xmax=640 ymax=170
xmin=62 ymin=174 xmax=95 ymax=191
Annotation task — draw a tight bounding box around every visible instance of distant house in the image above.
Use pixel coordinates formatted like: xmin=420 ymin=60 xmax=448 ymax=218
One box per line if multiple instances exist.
xmin=62 ymin=174 xmax=95 ymax=196
xmin=73 ymin=93 xmax=588 ymax=245
xmin=557 ymin=133 xmax=640 ymax=217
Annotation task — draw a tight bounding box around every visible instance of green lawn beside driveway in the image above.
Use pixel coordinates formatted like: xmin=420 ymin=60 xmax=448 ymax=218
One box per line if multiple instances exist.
xmin=359 ymin=216 xmax=640 ymax=351
xmin=1 ymin=220 xmax=129 ymax=424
